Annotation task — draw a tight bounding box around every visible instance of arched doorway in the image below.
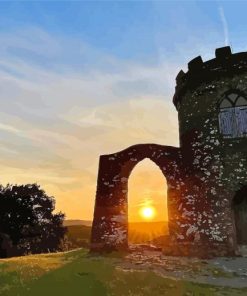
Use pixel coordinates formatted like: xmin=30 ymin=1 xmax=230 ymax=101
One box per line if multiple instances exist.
xmin=91 ymin=144 xmax=180 ymax=252
xmin=233 ymin=185 xmax=247 ymax=245
xmin=128 ymin=159 xmax=169 ymax=246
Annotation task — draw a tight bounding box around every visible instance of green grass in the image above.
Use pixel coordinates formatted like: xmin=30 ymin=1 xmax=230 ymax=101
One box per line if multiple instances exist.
xmin=0 ymin=249 xmax=247 ymax=296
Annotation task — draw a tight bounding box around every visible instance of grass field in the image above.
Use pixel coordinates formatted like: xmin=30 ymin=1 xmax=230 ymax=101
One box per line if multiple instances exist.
xmin=1 ymin=249 xmax=247 ymax=296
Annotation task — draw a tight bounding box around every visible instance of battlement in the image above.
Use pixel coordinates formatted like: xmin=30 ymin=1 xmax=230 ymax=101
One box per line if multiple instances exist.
xmin=173 ymin=46 xmax=247 ymax=109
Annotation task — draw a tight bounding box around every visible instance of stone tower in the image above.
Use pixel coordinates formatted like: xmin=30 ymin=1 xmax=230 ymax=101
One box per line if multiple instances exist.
xmin=91 ymin=46 xmax=247 ymax=257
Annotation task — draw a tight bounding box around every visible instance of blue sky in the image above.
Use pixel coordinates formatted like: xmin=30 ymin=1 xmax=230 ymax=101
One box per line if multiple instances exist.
xmin=0 ymin=1 xmax=245 ymax=219
xmin=1 ymin=1 xmax=246 ymax=66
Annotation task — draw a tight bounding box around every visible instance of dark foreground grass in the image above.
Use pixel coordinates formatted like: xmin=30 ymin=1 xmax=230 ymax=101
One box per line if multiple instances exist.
xmin=0 ymin=249 xmax=247 ymax=296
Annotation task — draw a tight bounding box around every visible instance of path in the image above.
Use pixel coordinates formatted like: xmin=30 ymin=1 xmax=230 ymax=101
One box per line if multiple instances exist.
xmin=117 ymin=246 xmax=247 ymax=288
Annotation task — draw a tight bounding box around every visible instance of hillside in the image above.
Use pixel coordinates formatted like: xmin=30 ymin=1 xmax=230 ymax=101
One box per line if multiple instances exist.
xmin=0 ymin=248 xmax=247 ymax=296
xmin=65 ymin=225 xmax=91 ymax=249
xmin=64 ymin=220 xmax=92 ymax=227
xmin=65 ymin=221 xmax=169 ymax=248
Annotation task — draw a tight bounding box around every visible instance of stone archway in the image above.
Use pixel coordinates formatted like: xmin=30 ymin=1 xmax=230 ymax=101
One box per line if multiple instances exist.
xmin=90 ymin=143 xmax=181 ymax=251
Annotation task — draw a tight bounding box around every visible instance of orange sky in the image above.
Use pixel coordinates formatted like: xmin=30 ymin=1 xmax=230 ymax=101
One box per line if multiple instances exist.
xmin=0 ymin=99 xmax=179 ymax=222
xmin=0 ymin=0 xmax=242 ymax=223
xmin=0 ymin=28 xmax=180 ymax=222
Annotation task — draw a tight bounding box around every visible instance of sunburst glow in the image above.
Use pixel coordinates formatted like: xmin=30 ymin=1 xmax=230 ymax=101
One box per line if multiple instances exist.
xmin=140 ymin=206 xmax=156 ymax=220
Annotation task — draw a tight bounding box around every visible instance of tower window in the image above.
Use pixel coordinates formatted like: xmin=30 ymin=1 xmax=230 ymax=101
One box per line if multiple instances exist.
xmin=219 ymin=92 xmax=247 ymax=138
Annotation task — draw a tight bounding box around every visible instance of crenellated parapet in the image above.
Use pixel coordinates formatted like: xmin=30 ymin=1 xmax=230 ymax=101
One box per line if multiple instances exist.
xmin=173 ymin=46 xmax=247 ymax=109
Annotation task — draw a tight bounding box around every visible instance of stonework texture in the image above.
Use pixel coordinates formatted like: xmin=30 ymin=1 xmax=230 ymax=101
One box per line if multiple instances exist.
xmin=91 ymin=46 xmax=247 ymax=258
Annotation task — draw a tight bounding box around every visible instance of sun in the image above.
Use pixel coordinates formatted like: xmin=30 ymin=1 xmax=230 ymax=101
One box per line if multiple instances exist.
xmin=140 ymin=206 xmax=156 ymax=220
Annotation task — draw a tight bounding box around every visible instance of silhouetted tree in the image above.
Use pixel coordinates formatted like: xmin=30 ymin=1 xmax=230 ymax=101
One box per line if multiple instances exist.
xmin=0 ymin=183 xmax=67 ymax=257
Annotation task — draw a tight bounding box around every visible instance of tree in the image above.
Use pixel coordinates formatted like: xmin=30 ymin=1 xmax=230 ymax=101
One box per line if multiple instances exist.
xmin=0 ymin=183 xmax=67 ymax=257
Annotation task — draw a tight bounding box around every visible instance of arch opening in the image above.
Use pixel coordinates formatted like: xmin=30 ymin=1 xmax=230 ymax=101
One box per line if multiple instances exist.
xmin=127 ymin=158 xmax=169 ymax=247
xmin=233 ymin=185 xmax=247 ymax=246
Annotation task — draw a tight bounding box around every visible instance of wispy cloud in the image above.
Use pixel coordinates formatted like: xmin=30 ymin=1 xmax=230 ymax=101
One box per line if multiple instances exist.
xmin=219 ymin=6 xmax=229 ymax=46
xmin=0 ymin=21 xmax=229 ymax=219
xmin=0 ymin=27 xmax=181 ymax=219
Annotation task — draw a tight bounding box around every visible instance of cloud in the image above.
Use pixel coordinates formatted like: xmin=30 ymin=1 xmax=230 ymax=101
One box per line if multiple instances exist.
xmin=219 ymin=6 xmax=229 ymax=46
xmin=0 ymin=21 xmax=232 ymax=219
xmin=0 ymin=26 xmax=181 ymax=219
xmin=1 ymin=0 xmax=245 ymax=221
xmin=0 ymin=23 xmax=227 ymax=219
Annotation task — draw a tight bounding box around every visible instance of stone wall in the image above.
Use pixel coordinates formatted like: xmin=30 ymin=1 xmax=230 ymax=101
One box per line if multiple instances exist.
xmin=173 ymin=46 xmax=247 ymax=255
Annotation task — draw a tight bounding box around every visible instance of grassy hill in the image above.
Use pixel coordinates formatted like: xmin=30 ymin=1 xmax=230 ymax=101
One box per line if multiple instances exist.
xmin=0 ymin=248 xmax=247 ymax=296
xmin=66 ymin=225 xmax=91 ymax=249
xmin=65 ymin=221 xmax=169 ymax=248
xmin=64 ymin=220 xmax=92 ymax=227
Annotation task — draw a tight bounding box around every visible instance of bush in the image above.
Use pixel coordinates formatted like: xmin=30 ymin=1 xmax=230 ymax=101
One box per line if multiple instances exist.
xmin=0 ymin=183 xmax=67 ymax=257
